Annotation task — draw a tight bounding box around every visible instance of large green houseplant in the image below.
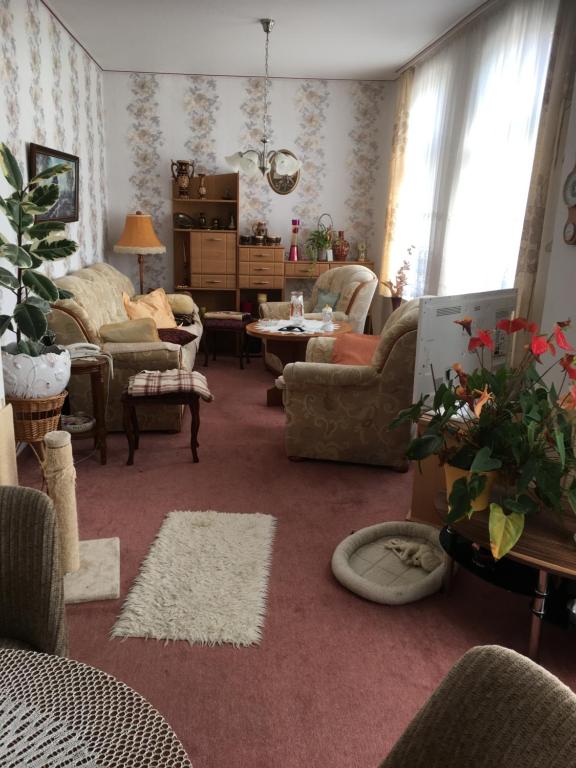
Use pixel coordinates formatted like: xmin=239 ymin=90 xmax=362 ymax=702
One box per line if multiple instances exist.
xmin=392 ymin=316 xmax=576 ymax=559
xmin=0 ymin=143 xmax=77 ymax=397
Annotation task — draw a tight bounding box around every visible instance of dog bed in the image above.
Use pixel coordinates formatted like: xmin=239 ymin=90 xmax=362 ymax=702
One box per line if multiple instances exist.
xmin=331 ymin=521 xmax=446 ymax=604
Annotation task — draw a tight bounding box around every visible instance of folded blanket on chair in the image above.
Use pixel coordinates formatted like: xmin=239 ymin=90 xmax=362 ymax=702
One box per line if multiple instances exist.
xmin=127 ymin=369 xmax=214 ymax=401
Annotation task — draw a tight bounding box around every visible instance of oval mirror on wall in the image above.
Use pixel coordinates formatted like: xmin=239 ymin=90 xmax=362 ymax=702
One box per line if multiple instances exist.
xmin=267 ymin=150 xmax=300 ymax=195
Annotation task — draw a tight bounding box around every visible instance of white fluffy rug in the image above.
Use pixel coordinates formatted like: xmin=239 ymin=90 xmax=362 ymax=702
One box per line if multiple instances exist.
xmin=112 ymin=510 xmax=276 ymax=646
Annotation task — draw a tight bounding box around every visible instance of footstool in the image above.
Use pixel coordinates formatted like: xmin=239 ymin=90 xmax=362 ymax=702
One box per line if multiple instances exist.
xmin=121 ymin=370 xmax=214 ymax=465
xmin=202 ymin=312 xmax=252 ymax=369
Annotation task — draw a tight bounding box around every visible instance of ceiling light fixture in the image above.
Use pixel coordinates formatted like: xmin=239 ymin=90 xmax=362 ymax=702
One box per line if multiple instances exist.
xmin=226 ymin=19 xmax=301 ymax=178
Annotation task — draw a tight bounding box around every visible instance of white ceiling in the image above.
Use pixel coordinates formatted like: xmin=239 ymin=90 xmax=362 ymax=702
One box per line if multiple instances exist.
xmin=44 ymin=0 xmax=487 ymax=80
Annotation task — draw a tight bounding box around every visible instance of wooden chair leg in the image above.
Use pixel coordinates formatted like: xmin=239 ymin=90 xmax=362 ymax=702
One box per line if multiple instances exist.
xmin=122 ymin=397 xmax=136 ymax=466
xmin=189 ymin=397 xmax=200 ymax=463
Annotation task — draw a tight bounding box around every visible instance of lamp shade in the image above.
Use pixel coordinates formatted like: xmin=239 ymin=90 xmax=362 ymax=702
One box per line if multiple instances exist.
xmin=113 ymin=212 xmax=166 ymax=254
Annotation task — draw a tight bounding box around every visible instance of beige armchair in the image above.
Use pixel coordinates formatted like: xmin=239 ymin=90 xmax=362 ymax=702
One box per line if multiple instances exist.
xmin=277 ymin=298 xmax=420 ymax=468
xmin=48 ymin=263 xmax=203 ymax=431
xmin=381 ymin=645 xmax=576 ymax=767
xmin=260 ymin=264 xmax=377 ymax=331
xmin=260 ymin=264 xmax=378 ymax=373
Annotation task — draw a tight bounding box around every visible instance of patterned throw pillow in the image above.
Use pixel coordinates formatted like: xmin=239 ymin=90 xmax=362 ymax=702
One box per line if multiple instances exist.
xmin=123 ymin=288 xmax=177 ymax=328
xmin=313 ymin=290 xmax=340 ymax=312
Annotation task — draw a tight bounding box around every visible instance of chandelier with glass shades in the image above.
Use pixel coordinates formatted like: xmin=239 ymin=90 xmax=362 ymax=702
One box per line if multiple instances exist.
xmin=226 ymin=19 xmax=301 ymax=178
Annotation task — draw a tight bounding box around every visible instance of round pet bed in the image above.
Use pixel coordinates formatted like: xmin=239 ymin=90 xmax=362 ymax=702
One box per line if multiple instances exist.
xmin=331 ymin=521 xmax=446 ymax=605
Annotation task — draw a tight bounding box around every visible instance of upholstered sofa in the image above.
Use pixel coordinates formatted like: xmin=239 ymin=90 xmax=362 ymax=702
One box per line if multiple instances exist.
xmin=277 ymin=298 xmax=420 ymax=467
xmin=48 ymin=262 xmax=202 ymax=431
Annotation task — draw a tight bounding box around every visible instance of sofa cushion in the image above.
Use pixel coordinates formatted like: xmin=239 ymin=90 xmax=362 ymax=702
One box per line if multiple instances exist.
xmin=332 ymin=333 xmax=380 ymax=365
xmin=100 ymin=317 xmax=160 ymax=343
xmin=123 ymin=288 xmax=177 ymax=328
xmin=313 ymin=290 xmax=340 ymax=312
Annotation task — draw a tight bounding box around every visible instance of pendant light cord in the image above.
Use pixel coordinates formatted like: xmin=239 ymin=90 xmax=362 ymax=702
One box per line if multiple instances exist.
xmin=263 ymin=24 xmax=270 ymax=143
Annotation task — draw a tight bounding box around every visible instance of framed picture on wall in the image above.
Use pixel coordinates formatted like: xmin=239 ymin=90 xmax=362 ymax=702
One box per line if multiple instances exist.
xmin=28 ymin=143 xmax=79 ymax=223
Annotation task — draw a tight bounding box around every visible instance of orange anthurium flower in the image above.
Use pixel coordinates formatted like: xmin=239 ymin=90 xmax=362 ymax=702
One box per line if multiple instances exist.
xmin=560 ymin=354 xmax=576 ymax=380
xmin=474 ymin=385 xmax=493 ymax=417
xmin=554 ymin=324 xmax=574 ymax=352
xmin=560 ymin=385 xmax=576 ymax=410
xmin=454 ymin=317 xmax=473 ymax=336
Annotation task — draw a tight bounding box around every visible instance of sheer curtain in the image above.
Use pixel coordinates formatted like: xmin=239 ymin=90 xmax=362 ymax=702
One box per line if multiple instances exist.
xmin=383 ymin=0 xmax=559 ymax=300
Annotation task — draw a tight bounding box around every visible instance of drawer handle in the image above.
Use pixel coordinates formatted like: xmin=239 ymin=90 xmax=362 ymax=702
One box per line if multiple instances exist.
xmin=206 ymin=237 xmax=223 ymax=242
xmin=254 ymin=267 xmax=271 ymax=272
xmin=253 ymin=281 xmax=270 ymax=285
xmin=206 ymin=280 xmax=223 ymax=284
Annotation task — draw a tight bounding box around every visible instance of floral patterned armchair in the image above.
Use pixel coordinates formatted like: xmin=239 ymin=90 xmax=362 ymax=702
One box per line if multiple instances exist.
xmin=276 ymin=298 xmax=421 ymax=468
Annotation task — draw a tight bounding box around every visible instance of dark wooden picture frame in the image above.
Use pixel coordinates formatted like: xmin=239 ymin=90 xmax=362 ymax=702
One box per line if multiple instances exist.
xmin=28 ymin=143 xmax=79 ymax=223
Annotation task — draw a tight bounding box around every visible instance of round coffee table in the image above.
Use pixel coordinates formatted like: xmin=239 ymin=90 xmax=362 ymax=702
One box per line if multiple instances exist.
xmin=246 ymin=320 xmax=352 ymax=406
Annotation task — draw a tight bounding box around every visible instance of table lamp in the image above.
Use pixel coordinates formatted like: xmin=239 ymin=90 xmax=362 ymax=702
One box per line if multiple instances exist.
xmin=113 ymin=211 xmax=166 ymax=294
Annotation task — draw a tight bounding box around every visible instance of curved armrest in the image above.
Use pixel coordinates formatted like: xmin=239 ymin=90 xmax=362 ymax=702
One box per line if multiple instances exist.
xmin=282 ymin=361 xmax=379 ymax=389
xmin=306 ymin=337 xmax=335 ymax=363
xmin=259 ymin=301 xmax=291 ymax=320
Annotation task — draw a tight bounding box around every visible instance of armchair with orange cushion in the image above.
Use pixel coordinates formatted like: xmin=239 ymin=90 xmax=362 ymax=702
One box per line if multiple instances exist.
xmin=276 ymin=299 xmax=421 ymax=468
xmin=47 ymin=263 xmax=202 ymax=431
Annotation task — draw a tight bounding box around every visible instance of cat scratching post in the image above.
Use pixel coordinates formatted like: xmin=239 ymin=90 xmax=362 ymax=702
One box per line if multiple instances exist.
xmin=43 ymin=430 xmax=120 ymax=603
xmin=43 ymin=431 xmax=80 ymax=572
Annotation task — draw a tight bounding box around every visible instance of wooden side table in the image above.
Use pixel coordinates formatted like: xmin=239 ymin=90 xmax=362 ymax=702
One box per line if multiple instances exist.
xmin=69 ymin=358 xmax=108 ymax=465
xmin=434 ymin=494 xmax=576 ymax=660
xmin=202 ymin=316 xmax=251 ymax=370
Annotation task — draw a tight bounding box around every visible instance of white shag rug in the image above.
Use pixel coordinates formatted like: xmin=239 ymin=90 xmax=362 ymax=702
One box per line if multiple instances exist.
xmin=112 ymin=510 xmax=276 ymax=646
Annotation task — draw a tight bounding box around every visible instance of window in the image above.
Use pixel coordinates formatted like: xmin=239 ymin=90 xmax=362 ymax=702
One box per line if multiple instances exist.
xmin=386 ymin=0 xmax=559 ymax=299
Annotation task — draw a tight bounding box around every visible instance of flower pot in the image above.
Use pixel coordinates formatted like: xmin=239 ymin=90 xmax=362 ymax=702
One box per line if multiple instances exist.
xmin=444 ymin=463 xmax=497 ymax=512
xmin=2 ymin=348 xmax=71 ymax=399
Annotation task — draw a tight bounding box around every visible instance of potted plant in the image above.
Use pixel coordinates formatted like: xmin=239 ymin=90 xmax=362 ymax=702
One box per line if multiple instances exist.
xmin=305 ymin=227 xmax=332 ymax=262
xmin=382 ymin=248 xmax=412 ymax=310
xmin=0 ymin=143 xmax=77 ymax=398
xmin=391 ymin=316 xmax=576 ymax=560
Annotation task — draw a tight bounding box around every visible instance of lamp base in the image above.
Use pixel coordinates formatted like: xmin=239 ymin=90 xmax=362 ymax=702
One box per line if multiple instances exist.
xmin=138 ymin=253 xmax=145 ymax=294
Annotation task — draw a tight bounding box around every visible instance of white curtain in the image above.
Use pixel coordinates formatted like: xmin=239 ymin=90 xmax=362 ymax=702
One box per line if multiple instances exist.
xmin=386 ymin=0 xmax=559 ymax=299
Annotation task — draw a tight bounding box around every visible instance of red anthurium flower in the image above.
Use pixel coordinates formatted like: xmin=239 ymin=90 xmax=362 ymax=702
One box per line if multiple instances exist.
xmin=554 ymin=324 xmax=574 ymax=352
xmin=560 ymin=354 xmax=576 ymax=380
xmin=531 ymin=335 xmax=549 ymax=356
xmin=496 ymin=317 xmax=534 ymax=334
xmin=454 ymin=317 xmax=473 ymax=336
xmin=469 ymin=330 xmax=494 ymax=352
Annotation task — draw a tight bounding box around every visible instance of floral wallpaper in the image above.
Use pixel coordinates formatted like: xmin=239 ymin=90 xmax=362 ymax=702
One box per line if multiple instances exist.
xmin=293 ymin=80 xmax=329 ymax=231
xmin=345 ymin=81 xmax=386 ymax=247
xmin=126 ymin=73 xmax=167 ymax=289
xmin=0 ymin=0 xmax=107 ymax=293
xmin=106 ymin=72 xmax=394 ymax=290
xmin=184 ymin=75 xmax=219 ymax=174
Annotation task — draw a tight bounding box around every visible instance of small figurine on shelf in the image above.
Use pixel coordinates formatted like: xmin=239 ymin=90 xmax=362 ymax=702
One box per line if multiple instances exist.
xmin=357 ymin=241 xmax=367 ymax=261
xmin=198 ymin=212 xmax=207 ymax=229
xmin=197 ymin=174 xmax=207 ymax=200
xmin=228 ymin=214 xmax=236 ymax=230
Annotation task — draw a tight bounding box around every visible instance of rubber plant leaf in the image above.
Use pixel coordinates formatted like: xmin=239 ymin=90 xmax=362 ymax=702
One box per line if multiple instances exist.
xmin=22 ymin=270 xmax=59 ymax=302
xmin=0 ymin=244 xmax=33 ymax=267
xmin=28 ymin=162 xmax=70 ymax=186
xmin=31 ymin=239 xmax=77 ymax=260
xmin=0 ymin=267 xmax=19 ymax=291
xmin=0 ymin=143 xmax=23 ymax=190
xmin=0 ymin=314 xmax=14 ymax=336
xmin=28 ymin=221 xmax=66 ymax=240
xmin=13 ymin=302 xmax=48 ymax=342
xmin=489 ymin=503 xmax=525 ymax=560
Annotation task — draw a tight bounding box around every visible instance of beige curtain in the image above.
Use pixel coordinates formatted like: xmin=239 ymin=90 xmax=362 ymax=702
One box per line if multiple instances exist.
xmin=514 ymin=0 xmax=576 ymax=325
xmin=379 ymin=69 xmax=414 ymax=296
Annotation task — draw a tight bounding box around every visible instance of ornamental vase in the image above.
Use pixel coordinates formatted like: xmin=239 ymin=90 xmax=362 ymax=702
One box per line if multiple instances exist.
xmin=2 ymin=348 xmax=71 ymax=399
xmin=444 ymin=464 xmax=497 ymax=513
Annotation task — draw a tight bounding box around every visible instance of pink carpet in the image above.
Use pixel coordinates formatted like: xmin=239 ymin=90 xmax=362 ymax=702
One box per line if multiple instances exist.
xmin=18 ymin=359 xmax=576 ymax=768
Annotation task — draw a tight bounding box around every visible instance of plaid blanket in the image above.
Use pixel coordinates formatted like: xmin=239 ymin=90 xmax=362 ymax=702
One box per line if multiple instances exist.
xmin=128 ymin=369 xmax=214 ymax=401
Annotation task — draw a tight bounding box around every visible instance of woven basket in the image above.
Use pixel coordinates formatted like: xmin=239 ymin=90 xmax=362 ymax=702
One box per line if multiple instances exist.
xmin=8 ymin=391 xmax=68 ymax=443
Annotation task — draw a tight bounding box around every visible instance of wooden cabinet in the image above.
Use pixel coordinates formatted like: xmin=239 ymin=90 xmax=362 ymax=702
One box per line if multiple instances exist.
xmin=238 ymin=246 xmax=284 ymax=289
xmin=173 ymin=172 xmax=239 ymax=301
